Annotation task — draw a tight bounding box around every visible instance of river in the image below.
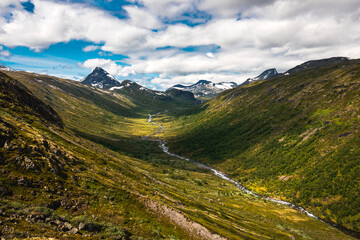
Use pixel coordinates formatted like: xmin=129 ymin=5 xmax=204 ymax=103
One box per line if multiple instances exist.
xmin=144 ymin=113 xmax=360 ymax=239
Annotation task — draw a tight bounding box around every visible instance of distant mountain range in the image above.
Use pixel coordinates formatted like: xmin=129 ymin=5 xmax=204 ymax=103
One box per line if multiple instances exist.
xmin=81 ymin=66 xmax=281 ymax=101
xmin=82 ymin=67 xmax=199 ymax=107
xmin=81 ymin=69 xmax=238 ymax=101
xmin=170 ymin=80 xmax=238 ymax=100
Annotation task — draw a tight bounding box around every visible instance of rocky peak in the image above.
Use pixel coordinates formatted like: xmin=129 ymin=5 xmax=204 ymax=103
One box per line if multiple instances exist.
xmin=82 ymin=67 xmax=120 ymax=89
xmin=240 ymin=68 xmax=278 ymax=86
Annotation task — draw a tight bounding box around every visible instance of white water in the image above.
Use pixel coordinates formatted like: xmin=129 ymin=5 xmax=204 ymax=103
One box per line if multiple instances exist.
xmin=145 ymin=114 xmax=319 ymax=220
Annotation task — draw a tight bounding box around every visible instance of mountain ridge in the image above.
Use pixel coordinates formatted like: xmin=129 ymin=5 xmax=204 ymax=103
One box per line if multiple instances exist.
xmin=285 ymin=57 xmax=349 ymax=75
xmin=170 ymin=80 xmax=238 ymax=100
xmin=81 ymin=68 xmax=199 ymax=110
xmin=240 ymin=68 xmax=278 ymax=86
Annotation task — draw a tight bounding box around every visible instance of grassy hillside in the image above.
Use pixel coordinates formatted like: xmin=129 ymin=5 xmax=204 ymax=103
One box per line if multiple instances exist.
xmin=0 ymin=71 xmax=193 ymax=239
xmin=0 ymin=70 xmax=356 ymax=239
xmin=163 ymin=59 xmax=360 ymax=232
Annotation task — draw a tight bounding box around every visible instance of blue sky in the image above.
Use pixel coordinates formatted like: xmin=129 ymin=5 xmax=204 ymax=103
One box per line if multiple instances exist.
xmin=0 ymin=0 xmax=360 ymax=90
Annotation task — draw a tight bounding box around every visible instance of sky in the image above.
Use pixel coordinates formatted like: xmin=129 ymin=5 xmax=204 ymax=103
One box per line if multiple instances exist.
xmin=0 ymin=0 xmax=360 ymax=90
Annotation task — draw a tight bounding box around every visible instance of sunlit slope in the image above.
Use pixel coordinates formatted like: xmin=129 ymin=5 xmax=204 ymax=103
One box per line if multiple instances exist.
xmin=164 ymin=59 xmax=360 ymax=232
xmin=0 ymin=71 xmax=198 ymax=239
xmin=3 ymin=71 xmax=159 ymax=154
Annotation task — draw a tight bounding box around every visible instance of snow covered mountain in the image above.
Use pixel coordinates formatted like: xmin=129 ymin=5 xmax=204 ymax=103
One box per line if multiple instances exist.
xmin=91 ymin=78 xmax=199 ymax=107
xmin=81 ymin=67 xmax=198 ymax=105
xmin=170 ymin=80 xmax=238 ymax=100
xmin=240 ymin=68 xmax=278 ymax=86
xmin=82 ymin=67 xmax=121 ymax=89
xmin=0 ymin=65 xmax=15 ymax=72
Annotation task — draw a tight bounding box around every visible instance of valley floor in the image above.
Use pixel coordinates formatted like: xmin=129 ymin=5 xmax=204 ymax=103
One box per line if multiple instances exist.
xmin=138 ymin=112 xmax=358 ymax=239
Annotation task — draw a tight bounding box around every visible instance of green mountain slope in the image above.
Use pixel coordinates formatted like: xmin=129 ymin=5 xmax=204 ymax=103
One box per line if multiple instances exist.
xmin=0 ymin=71 xmax=194 ymax=239
xmin=164 ymin=58 xmax=360 ymax=232
xmin=0 ymin=69 xmax=357 ymax=239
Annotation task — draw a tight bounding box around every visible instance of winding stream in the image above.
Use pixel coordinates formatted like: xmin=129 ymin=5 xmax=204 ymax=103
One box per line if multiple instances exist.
xmin=144 ymin=113 xmax=360 ymax=239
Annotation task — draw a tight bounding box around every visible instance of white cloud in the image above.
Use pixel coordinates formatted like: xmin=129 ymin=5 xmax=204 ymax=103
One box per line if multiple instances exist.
xmin=198 ymin=0 xmax=276 ymax=18
xmin=83 ymin=45 xmax=101 ymax=52
xmin=1 ymin=0 xmax=360 ymax=89
xmin=98 ymin=51 xmax=113 ymax=57
xmin=80 ymin=58 xmax=135 ymax=77
xmin=130 ymin=0 xmax=194 ymax=19
xmin=0 ymin=0 xmax=150 ymax=52
xmin=0 ymin=46 xmax=11 ymax=58
xmin=0 ymin=1 xmax=21 ymax=14
xmin=123 ymin=5 xmax=162 ymax=29
xmin=206 ymin=52 xmax=215 ymax=58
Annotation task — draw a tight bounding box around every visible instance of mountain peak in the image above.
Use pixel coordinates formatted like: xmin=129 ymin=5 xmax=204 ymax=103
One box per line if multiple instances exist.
xmin=240 ymin=68 xmax=278 ymax=86
xmin=93 ymin=66 xmax=105 ymax=71
xmin=121 ymin=79 xmax=134 ymax=85
xmin=82 ymin=67 xmax=120 ymax=89
xmin=195 ymin=80 xmax=212 ymax=85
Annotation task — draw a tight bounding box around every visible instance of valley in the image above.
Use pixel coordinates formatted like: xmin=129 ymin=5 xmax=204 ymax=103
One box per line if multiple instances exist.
xmin=0 ymin=57 xmax=359 ymax=239
xmin=161 ymin=57 xmax=360 ymax=236
xmin=1 ymin=0 xmax=359 ymax=239
xmin=147 ymin=113 xmax=358 ymax=238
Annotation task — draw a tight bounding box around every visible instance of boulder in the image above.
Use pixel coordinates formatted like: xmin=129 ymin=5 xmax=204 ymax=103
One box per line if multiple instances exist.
xmin=68 ymin=228 xmax=79 ymax=234
xmin=78 ymin=222 xmax=102 ymax=232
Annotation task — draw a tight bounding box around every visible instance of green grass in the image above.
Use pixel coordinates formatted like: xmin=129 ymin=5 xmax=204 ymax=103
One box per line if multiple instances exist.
xmin=162 ymin=59 xmax=360 ymax=232
xmin=0 ymin=69 xmax=357 ymax=239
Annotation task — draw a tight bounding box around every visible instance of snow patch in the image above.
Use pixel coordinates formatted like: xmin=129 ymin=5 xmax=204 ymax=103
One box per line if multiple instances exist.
xmin=214 ymin=82 xmax=236 ymax=90
xmin=173 ymin=86 xmax=185 ymax=90
xmin=91 ymin=83 xmax=104 ymax=89
xmin=110 ymin=86 xmax=124 ymax=91
xmin=106 ymin=73 xmax=118 ymax=81
xmin=0 ymin=66 xmax=15 ymax=72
